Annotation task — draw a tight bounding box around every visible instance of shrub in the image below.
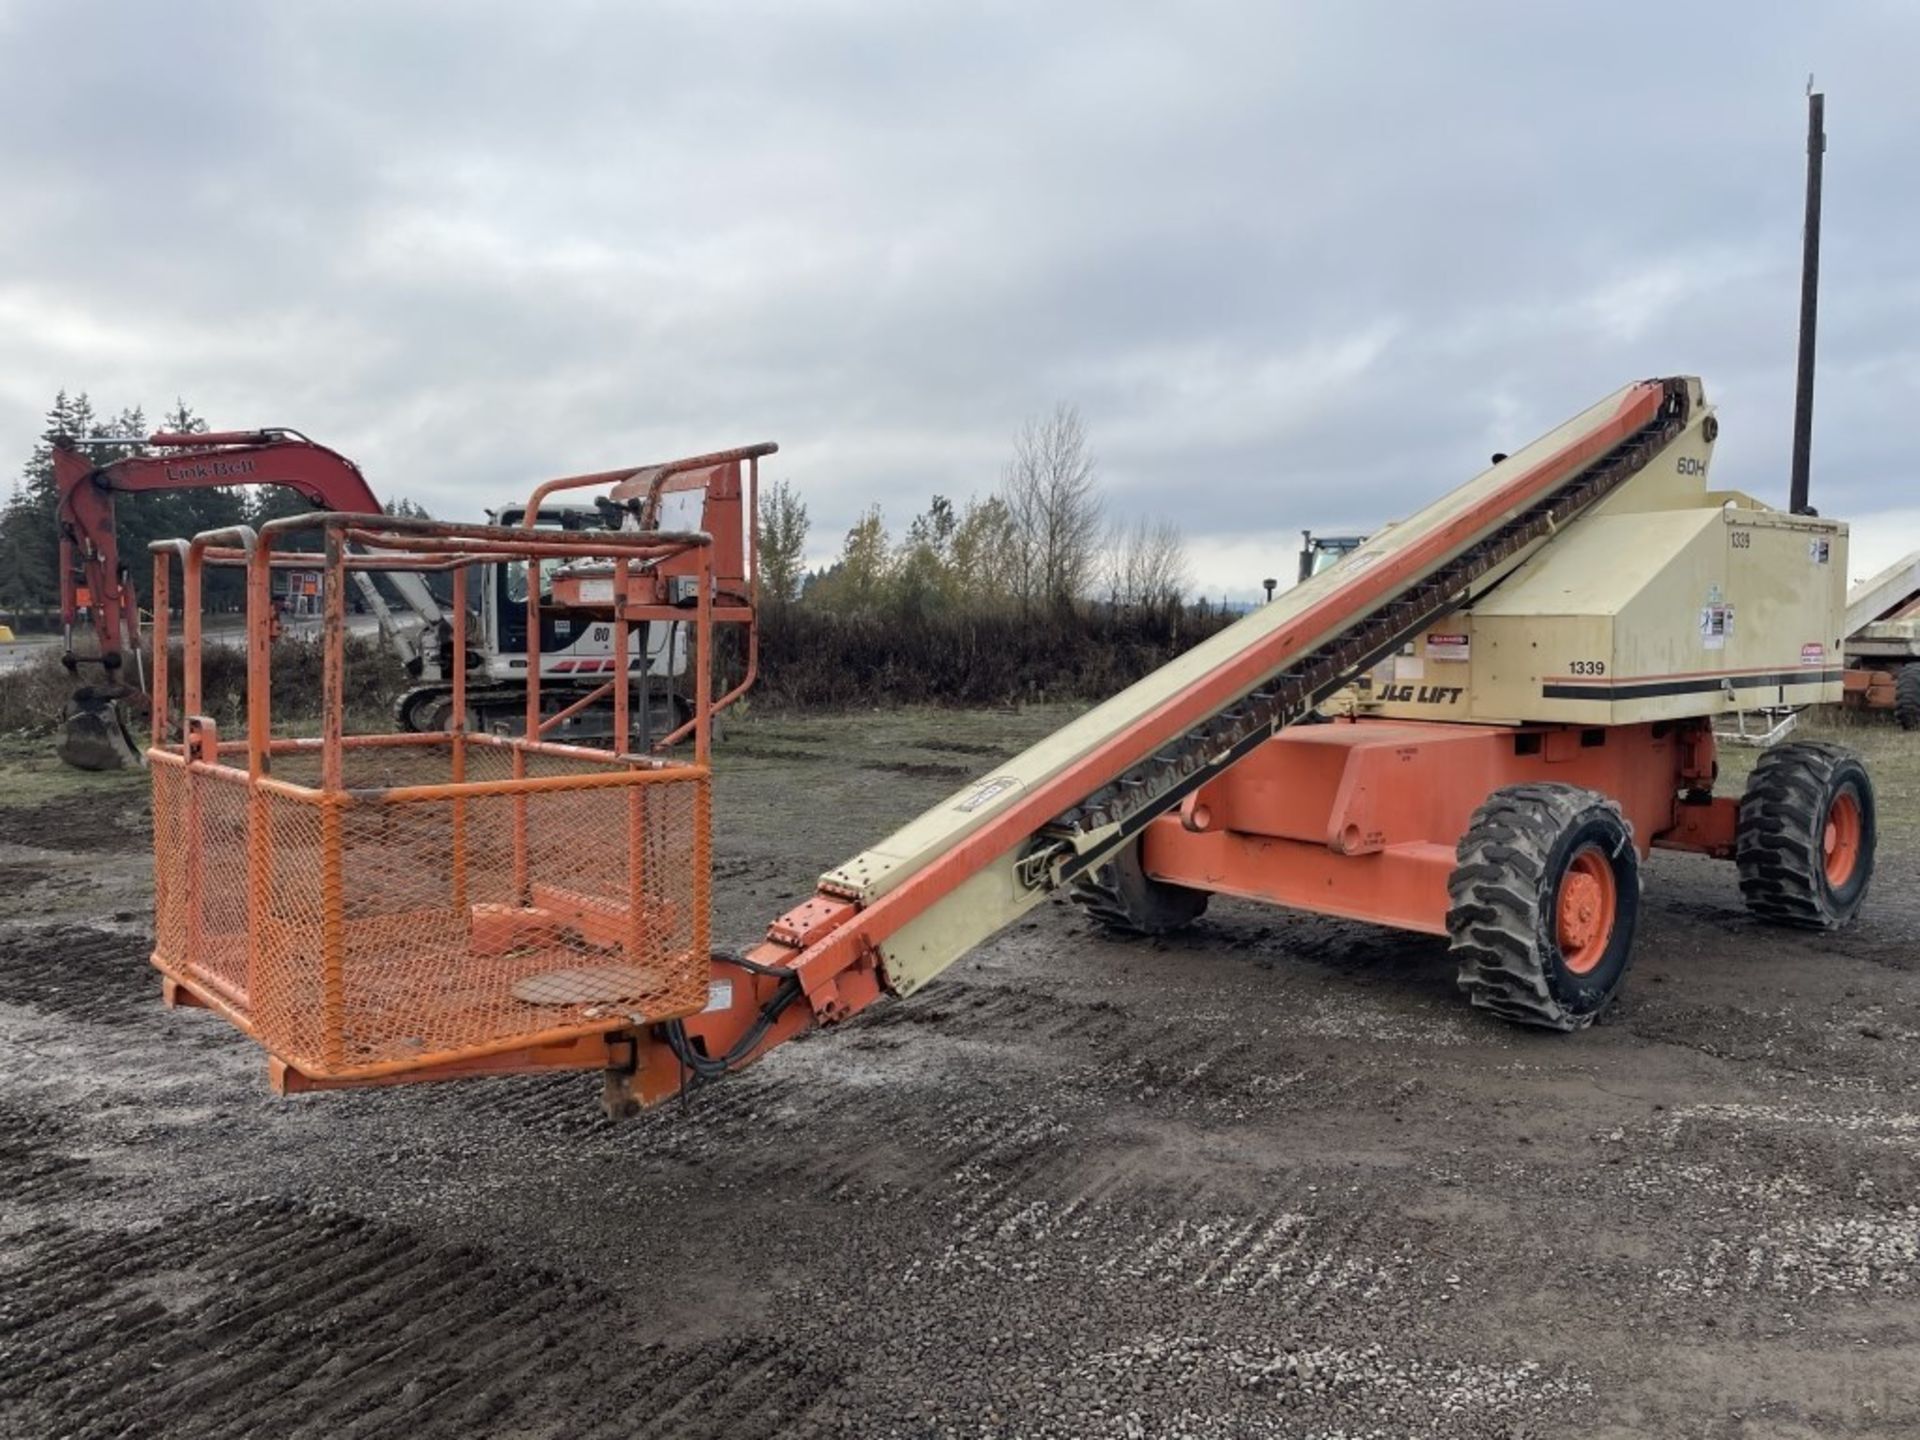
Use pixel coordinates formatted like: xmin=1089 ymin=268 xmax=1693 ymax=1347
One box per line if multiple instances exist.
xmin=754 ymin=603 xmax=1233 ymax=709
xmin=0 ymin=632 xmax=407 ymax=738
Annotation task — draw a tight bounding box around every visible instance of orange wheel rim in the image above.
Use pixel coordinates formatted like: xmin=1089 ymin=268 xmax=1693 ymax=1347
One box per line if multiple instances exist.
xmin=1556 ymin=845 xmax=1617 ymax=975
xmin=1823 ymin=790 xmax=1862 ymax=888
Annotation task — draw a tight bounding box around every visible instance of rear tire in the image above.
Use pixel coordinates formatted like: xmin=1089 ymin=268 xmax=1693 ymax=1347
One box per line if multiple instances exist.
xmin=1070 ymin=838 xmax=1210 ymax=936
xmin=1895 ymin=665 xmax=1920 ymax=732
xmin=1736 ymin=741 xmax=1875 ymax=928
xmin=1448 ymin=784 xmax=1640 ymax=1032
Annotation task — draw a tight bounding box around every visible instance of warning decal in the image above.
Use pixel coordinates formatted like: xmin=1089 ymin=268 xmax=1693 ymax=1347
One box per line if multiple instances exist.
xmin=954 ymin=776 xmax=1021 ymax=814
xmin=1700 ymin=603 xmax=1734 ymax=651
xmin=1426 ymin=633 xmax=1470 ymax=662
xmin=1800 ymin=642 xmax=1826 ymax=666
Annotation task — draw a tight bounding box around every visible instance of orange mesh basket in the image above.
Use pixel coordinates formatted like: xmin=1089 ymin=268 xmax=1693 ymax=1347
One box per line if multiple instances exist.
xmin=151 ymin=734 xmax=711 ymax=1080
xmin=146 ymin=505 xmax=734 ymax=1088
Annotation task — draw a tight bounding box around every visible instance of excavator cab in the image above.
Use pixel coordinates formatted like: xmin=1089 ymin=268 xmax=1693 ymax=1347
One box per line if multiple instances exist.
xmin=1296 ymin=530 xmax=1366 ymax=584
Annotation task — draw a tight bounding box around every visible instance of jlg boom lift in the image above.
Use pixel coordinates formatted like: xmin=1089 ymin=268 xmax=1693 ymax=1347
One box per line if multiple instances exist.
xmin=145 ymin=378 xmax=1874 ymax=1114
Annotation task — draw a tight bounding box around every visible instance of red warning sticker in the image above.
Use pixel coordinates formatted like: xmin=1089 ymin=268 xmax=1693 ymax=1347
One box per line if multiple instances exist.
xmin=1800 ymin=642 xmax=1826 ymax=666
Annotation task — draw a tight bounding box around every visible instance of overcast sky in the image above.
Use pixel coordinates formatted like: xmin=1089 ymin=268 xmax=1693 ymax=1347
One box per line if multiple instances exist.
xmin=4 ymin=2 xmax=1916 ymax=598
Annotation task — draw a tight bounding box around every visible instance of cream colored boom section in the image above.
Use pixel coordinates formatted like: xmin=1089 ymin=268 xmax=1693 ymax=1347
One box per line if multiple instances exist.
xmin=1847 ymin=551 xmax=1920 ymax=636
xmin=807 ymin=380 xmax=1686 ymax=995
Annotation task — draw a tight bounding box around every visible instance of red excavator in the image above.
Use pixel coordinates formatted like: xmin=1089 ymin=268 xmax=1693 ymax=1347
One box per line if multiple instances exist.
xmin=52 ymin=430 xmax=410 ymax=769
xmin=52 ymin=429 xmax=740 ymax=768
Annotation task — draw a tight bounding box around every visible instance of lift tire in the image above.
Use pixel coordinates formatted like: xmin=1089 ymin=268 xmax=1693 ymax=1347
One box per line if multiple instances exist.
xmin=1070 ymin=838 xmax=1210 ymax=936
xmin=1735 ymin=741 xmax=1875 ymax=929
xmin=1895 ymin=665 xmax=1920 ymax=732
xmin=1448 ymin=783 xmax=1640 ymax=1032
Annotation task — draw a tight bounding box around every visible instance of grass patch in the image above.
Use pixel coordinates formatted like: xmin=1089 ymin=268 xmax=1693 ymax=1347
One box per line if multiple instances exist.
xmin=0 ymin=734 xmax=148 ymax=811
xmin=0 ymin=635 xmax=407 ymax=741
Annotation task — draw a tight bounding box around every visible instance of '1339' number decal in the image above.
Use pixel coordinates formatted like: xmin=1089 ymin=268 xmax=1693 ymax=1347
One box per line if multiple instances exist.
xmin=1568 ymin=659 xmax=1607 ymax=675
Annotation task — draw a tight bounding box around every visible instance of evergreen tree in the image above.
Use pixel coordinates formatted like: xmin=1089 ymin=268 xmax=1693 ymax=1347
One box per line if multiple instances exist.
xmin=0 ymin=392 xmax=89 ymax=622
xmin=0 ymin=391 xmax=253 ymax=618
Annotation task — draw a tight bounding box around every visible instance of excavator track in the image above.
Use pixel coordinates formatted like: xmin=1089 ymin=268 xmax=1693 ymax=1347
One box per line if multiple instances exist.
xmin=1060 ymin=378 xmax=1691 ymax=897
xmin=393 ymin=681 xmax=690 ymax=740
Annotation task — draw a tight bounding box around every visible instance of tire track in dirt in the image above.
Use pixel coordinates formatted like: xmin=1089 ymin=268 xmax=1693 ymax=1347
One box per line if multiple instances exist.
xmin=855 ymin=975 xmax=1133 ymax=1049
xmin=0 ymin=1101 xmax=91 ymax=1207
xmin=0 ymin=795 xmax=151 ymax=855
xmin=0 ymin=1198 xmax=841 ymax=1440
xmin=0 ymin=924 xmax=156 ymax=1027
xmin=924 ymin=1162 xmax=1431 ymax=1317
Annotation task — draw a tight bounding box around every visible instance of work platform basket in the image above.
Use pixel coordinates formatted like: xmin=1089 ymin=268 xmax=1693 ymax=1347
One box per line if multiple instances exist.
xmin=145 ymin=507 xmax=729 ymax=1089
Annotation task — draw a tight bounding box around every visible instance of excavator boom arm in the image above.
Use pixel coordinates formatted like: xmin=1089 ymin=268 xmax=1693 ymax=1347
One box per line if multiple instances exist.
xmin=53 ymin=430 xmax=387 ymax=665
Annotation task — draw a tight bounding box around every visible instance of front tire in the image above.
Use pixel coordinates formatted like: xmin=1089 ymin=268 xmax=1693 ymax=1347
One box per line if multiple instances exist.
xmin=1448 ymin=784 xmax=1641 ymax=1031
xmin=1736 ymin=741 xmax=1875 ymax=928
xmin=1070 ymin=838 xmax=1210 ymax=936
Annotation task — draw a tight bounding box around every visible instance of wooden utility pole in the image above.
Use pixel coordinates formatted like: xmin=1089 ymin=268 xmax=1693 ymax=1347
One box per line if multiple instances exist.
xmin=1788 ymin=84 xmax=1825 ymax=516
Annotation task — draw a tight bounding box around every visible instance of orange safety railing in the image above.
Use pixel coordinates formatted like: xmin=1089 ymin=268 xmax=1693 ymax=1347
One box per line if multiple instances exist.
xmin=146 ymin=512 xmax=717 ymax=1085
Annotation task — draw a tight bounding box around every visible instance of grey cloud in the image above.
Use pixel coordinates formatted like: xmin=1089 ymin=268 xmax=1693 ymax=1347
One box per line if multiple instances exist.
xmin=3 ymin=2 xmax=1916 ymax=597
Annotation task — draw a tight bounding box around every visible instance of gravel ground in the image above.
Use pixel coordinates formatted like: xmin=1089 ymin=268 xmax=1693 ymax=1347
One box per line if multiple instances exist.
xmin=1 ymin=710 xmax=1917 ymax=1439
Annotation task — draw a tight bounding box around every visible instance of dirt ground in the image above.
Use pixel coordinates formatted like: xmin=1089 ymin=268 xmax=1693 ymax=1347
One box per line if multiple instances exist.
xmin=2 ymin=708 xmax=1917 ymax=1439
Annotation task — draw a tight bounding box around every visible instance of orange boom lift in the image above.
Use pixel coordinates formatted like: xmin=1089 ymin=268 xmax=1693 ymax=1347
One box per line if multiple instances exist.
xmin=147 ymin=380 xmax=1875 ymax=1114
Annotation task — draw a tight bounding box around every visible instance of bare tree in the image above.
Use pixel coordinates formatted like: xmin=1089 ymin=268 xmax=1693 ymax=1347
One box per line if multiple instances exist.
xmin=1105 ymin=515 xmax=1190 ymax=614
xmin=1001 ymin=402 xmax=1103 ymax=610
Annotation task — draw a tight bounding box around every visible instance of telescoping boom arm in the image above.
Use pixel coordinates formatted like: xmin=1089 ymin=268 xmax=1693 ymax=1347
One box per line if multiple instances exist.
xmin=612 ymin=376 xmax=1698 ymax=1109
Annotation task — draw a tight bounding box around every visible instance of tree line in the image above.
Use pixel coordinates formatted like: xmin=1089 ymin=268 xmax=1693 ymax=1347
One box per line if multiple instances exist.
xmin=756 ymin=402 xmax=1192 ymax=620
xmin=746 ymin=403 xmax=1228 ymax=707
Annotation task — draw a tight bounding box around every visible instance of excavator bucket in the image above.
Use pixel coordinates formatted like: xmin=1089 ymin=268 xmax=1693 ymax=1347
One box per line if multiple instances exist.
xmin=59 ymin=687 xmax=143 ymax=771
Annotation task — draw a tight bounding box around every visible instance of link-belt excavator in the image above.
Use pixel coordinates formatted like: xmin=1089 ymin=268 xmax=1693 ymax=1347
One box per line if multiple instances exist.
xmin=144 ymin=377 xmax=1874 ymax=1116
xmin=50 ymin=431 xmax=696 ymax=769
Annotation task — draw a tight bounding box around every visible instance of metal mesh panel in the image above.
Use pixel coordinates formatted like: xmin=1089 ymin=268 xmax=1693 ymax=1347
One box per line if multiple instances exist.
xmin=152 ymin=756 xmax=255 ymax=1011
xmin=150 ymin=756 xmax=191 ymax=984
xmin=151 ymin=739 xmax=710 ymax=1079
